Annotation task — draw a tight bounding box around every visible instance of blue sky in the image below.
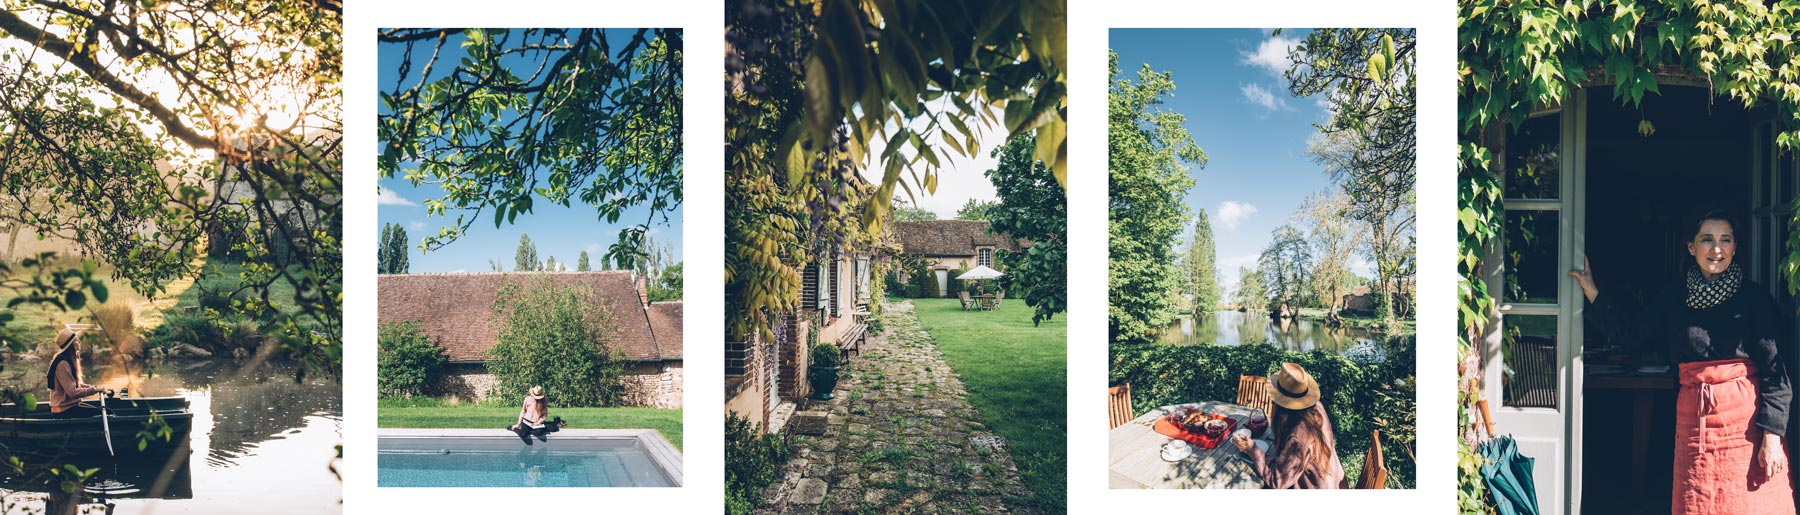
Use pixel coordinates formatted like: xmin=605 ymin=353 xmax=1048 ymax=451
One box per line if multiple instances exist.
xmin=1111 ymin=28 xmax=1367 ymax=291
xmin=377 ymin=29 xmax=682 ymax=273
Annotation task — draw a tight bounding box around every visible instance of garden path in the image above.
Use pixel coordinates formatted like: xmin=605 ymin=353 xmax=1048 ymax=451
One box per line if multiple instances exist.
xmin=756 ymin=301 xmax=1039 ymax=514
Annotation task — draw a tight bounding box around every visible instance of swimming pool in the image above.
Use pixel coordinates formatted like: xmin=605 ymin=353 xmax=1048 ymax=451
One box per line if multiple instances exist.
xmin=377 ymin=429 xmax=682 ymax=488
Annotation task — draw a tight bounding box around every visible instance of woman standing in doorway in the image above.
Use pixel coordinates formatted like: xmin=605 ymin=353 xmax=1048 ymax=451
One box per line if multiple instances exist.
xmin=1571 ymin=210 xmax=1794 ymax=514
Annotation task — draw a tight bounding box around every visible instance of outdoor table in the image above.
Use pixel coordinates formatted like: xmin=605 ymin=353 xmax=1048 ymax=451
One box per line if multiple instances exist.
xmin=974 ymin=294 xmax=996 ymax=310
xmin=1109 ymin=401 xmax=1274 ymax=489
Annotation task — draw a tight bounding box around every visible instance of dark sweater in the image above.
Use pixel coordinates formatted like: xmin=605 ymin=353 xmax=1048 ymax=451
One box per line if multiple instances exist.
xmin=1589 ymin=278 xmax=1791 ymax=434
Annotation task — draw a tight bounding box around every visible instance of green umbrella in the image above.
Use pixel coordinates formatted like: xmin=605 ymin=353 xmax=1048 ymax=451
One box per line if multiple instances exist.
xmin=1479 ymin=435 xmax=1539 ymax=515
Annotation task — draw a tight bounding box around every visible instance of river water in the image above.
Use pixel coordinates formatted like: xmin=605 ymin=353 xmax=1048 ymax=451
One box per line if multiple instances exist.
xmin=1156 ymin=310 xmax=1379 ymax=355
xmin=0 ymin=359 xmax=342 ymax=514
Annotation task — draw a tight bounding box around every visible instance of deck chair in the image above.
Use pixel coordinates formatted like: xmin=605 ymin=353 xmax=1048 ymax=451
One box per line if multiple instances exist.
xmin=1356 ymin=430 xmax=1389 ymax=489
xmin=1237 ymin=375 xmax=1274 ymax=416
xmin=1108 ymin=384 xmax=1133 ymax=429
xmin=959 ymin=291 xmax=973 ymax=310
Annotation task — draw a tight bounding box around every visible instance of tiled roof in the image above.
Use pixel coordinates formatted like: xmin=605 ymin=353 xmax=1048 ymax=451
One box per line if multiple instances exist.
xmin=647 ymin=302 xmax=683 ymax=356
xmin=377 ymin=272 xmax=679 ymax=362
xmin=892 ymin=220 xmax=1025 ymax=257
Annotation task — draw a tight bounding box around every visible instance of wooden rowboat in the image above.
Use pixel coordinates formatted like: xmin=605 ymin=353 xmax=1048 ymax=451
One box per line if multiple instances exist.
xmin=0 ymin=396 xmax=193 ymax=454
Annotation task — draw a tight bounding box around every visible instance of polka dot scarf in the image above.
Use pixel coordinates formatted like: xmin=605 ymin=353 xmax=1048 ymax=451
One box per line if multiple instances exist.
xmin=1685 ymin=263 xmax=1742 ymax=310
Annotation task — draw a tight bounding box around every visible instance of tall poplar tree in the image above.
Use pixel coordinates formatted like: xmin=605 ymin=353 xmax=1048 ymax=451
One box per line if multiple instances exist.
xmin=1183 ymin=210 xmax=1219 ymax=312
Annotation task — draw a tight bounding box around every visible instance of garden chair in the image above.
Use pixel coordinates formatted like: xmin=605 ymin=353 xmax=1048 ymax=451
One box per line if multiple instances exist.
xmin=1236 ymin=374 xmax=1274 ymax=416
xmin=959 ymin=291 xmax=973 ymax=311
xmin=1108 ymin=384 xmax=1133 ymax=429
xmin=1355 ymin=430 xmax=1389 ymax=489
xmin=993 ymin=289 xmax=1005 ymax=309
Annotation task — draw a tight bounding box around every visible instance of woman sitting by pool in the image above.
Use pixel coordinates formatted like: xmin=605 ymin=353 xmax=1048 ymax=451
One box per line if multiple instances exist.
xmin=509 ymin=386 xmax=565 ymax=438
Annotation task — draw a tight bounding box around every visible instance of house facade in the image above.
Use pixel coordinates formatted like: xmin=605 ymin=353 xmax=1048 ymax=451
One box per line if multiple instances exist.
xmin=378 ymin=271 xmax=683 ymax=408
xmin=892 ymin=220 xmax=1025 ymax=296
xmin=725 ymin=249 xmax=873 ymax=432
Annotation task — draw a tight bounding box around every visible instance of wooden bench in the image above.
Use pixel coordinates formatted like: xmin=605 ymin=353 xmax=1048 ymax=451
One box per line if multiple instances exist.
xmin=839 ymin=318 xmax=869 ymax=357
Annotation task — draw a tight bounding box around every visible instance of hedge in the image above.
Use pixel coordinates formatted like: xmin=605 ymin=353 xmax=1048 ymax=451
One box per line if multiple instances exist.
xmin=1110 ymin=338 xmax=1417 ymax=487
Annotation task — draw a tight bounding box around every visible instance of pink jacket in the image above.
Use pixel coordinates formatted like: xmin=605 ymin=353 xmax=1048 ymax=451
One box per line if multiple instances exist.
xmin=519 ymin=396 xmax=547 ymax=426
xmin=49 ymin=358 xmax=101 ymax=413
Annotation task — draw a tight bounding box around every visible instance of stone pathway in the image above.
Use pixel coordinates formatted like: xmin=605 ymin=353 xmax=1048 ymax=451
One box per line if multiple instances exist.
xmin=757 ymin=301 xmax=1039 ymax=515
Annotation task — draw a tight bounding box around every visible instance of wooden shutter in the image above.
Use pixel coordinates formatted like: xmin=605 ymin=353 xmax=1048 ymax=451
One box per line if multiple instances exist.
xmin=801 ymin=262 xmax=819 ymax=310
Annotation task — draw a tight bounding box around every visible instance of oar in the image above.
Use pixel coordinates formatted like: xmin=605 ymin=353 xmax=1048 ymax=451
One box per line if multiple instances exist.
xmin=98 ymin=393 xmax=114 ymax=457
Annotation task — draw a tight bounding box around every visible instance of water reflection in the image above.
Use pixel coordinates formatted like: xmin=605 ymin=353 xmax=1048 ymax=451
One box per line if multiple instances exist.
xmin=1156 ymin=310 xmax=1378 ymax=354
xmin=1 ymin=360 xmax=341 ymax=514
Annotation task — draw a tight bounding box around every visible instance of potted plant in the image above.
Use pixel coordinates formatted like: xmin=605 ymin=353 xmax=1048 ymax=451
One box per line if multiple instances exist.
xmin=808 ymin=342 xmax=843 ymax=400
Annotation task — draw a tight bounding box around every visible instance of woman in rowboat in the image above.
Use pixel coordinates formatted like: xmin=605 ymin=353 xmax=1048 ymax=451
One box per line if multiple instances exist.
xmin=45 ymin=329 xmax=105 ymax=418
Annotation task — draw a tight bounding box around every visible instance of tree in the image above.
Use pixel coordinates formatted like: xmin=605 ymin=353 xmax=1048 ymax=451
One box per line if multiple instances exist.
xmin=0 ymin=1 xmax=343 ymax=370
xmin=1296 ymin=191 xmax=1360 ymax=315
xmin=954 ymin=199 xmax=1000 ymax=221
xmin=1234 ymin=266 xmax=1268 ymax=312
xmin=986 ymin=133 xmax=1065 ymax=325
xmin=379 ymin=223 xmax=410 ymax=275
xmin=514 ymin=234 xmax=540 ymax=272
xmin=1259 ymin=225 xmax=1313 ymax=308
xmin=486 ymin=276 xmax=627 ymax=407
xmin=377 ymin=321 xmax=445 ymax=398
xmin=892 ymin=198 xmax=938 ymax=221
xmin=1287 ymin=29 xmax=1415 ymax=325
xmin=545 ymin=256 xmax=560 ymax=272
xmin=378 ymin=28 xmax=681 ymax=271
xmin=577 ymin=251 xmax=591 ymax=272
xmin=1109 ymin=50 xmax=1205 ymax=344
xmin=725 ymin=0 xmax=1066 ymax=345
xmin=1183 ymin=210 xmax=1220 ymax=312
xmin=650 ymin=262 xmax=683 ymax=302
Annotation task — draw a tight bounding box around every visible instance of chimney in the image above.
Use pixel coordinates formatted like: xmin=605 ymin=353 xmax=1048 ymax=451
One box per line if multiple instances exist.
xmin=636 ymin=275 xmax=649 ymax=307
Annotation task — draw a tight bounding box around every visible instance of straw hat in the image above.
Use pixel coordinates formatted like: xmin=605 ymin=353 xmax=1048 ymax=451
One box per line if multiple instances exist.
xmin=1270 ymin=362 xmax=1321 ymax=410
xmin=528 ymin=386 xmax=545 ymax=399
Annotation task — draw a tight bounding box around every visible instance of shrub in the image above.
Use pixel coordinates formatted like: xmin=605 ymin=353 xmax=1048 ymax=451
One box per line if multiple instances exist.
xmin=144 ymin=312 xmax=216 ymax=351
xmin=725 ymin=412 xmax=790 ymax=515
xmin=378 ymin=321 xmax=446 ymax=398
xmin=1109 ymin=337 xmax=1417 ymax=487
xmin=909 ymin=267 xmax=935 ymax=298
xmin=810 ymin=342 xmax=841 ymax=368
xmin=945 ymin=267 xmax=969 ymax=297
xmin=485 ymin=276 xmax=627 ymax=407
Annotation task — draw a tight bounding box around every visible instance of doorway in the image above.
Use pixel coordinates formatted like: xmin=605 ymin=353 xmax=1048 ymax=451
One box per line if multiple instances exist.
xmin=1486 ymin=83 xmax=1800 ymax=515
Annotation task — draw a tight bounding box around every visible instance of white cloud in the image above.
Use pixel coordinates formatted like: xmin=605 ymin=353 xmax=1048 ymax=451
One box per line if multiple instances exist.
xmin=378 ymin=188 xmax=417 ymax=206
xmin=584 ymin=243 xmax=604 ymax=255
xmin=1216 ymin=201 xmax=1259 ymax=231
xmin=449 ymin=269 xmax=467 ymax=274
xmin=1220 ymin=253 xmax=1260 ymax=271
xmin=1242 ymin=35 xmax=1301 ymax=76
xmin=1241 ymin=83 xmax=1283 ymax=111
xmin=407 ymin=220 xmax=425 ymax=231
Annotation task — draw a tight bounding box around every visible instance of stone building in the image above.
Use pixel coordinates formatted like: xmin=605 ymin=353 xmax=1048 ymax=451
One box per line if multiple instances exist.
xmin=378 ymin=271 xmax=682 ymax=408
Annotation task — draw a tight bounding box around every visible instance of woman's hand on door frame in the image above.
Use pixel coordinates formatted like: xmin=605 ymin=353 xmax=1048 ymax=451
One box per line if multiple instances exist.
xmin=1568 ymin=256 xmax=1598 ymax=303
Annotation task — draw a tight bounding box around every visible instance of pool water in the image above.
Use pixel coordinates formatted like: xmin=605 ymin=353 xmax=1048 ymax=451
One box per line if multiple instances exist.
xmin=377 ymin=430 xmax=680 ymax=487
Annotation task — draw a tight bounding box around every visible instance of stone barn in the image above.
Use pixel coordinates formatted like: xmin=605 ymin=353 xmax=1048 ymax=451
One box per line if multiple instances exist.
xmin=378 ymin=271 xmax=682 ymax=408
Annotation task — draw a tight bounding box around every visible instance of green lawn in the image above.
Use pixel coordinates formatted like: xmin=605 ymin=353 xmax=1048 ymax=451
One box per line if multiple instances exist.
xmin=377 ymin=398 xmax=683 ymax=450
xmin=909 ymin=298 xmax=1065 ymax=513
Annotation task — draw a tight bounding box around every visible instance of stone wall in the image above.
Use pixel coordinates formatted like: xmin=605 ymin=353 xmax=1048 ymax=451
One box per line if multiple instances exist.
xmin=439 ymin=361 xmax=682 ymax=408
xmin=622 ymin=360 xmax=683 ymax=409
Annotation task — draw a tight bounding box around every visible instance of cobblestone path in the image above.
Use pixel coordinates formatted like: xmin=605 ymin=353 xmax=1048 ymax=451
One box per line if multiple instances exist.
xmin=757 ymin=301 xmax=1039 ymax=515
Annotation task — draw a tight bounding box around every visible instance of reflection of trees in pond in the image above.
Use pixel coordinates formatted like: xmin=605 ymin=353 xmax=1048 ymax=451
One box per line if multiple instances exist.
xmin=189 ymin=371 xmax=339 ymax=468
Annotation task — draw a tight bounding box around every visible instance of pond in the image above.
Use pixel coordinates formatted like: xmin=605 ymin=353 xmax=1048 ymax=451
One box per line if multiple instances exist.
xmin=0 ymin=359 xmax=341 ymax=515
xmin=1156 ymin=310 xmax=1380 ymax=357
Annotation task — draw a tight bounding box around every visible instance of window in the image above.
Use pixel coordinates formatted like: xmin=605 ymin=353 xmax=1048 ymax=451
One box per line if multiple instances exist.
xmin=977 ymin=248 xmax=993 ymax=267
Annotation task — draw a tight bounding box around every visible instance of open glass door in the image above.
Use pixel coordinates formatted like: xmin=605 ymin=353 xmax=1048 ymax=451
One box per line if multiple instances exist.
xmin=1484 ymin=90 xmax=1585 ymax=514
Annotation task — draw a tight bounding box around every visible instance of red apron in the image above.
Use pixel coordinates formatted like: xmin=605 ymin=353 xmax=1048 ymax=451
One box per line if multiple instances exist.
xmin=1674 ymin=358 xmax=1795 ymax=515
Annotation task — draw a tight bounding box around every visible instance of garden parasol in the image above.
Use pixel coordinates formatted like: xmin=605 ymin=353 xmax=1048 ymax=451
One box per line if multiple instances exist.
xmin=955 ymin=265 xmax=1004 ymax=280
